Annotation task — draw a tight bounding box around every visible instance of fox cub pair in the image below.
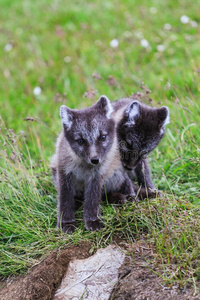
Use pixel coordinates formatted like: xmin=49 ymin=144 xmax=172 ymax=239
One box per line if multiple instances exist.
xmin=51 ymin=96 xmax=170 ymax=233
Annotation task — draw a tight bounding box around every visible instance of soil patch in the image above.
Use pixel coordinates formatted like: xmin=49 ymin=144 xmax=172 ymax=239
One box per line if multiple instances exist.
xmin=0 ymin=242 xmax=92 ymax=300
xmin=0 ymin=241 xmax=199 ymax=300
xmin=109 ymin=242 xmax=199 ymax=300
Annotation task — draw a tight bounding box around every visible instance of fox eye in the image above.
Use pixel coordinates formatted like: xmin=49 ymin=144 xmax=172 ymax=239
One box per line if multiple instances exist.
xmin=77 ymin=139 xmax=84 ymax=145
xmin=126 ymin=141 xmax=132 ymax=149
xmin=100 ymin=135 xmax=106 ymax=141
xmin=140 ymin=150 xmax=148 ymax=158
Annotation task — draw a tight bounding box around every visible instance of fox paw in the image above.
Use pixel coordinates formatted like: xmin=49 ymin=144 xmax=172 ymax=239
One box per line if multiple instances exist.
xmin=85 ymin=219 xmax=104 ymax=231
xmin=57 ymin=221 xmax=77 ymax=234
xmin=109 ymin=192 xmax=127 ymax=204
xmin=138 ymin=188 xmax=163 ymax=200
xmin=157 ymin=190 xmax=163 ymax=198
xmin=126 ymin=194 xmax=138 ymax=202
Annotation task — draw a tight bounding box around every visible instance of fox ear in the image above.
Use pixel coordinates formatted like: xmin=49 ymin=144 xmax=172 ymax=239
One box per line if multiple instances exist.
xmin=126 ymin=101 xmax=140 ymax=124
xmin=60 ymin=105 xmax=73 ymax=129
xmin=95 ymin=95 xmax=113 ymax=118
xmin=158 ymin=106 xmax=170 ymax=127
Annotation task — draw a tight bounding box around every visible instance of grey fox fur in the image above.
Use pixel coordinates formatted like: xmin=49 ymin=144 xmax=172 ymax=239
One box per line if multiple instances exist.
xmin=50 ymin=96 xmax=135 ymax=233
xmin=112 ymin=98 xmax=170 ymax=198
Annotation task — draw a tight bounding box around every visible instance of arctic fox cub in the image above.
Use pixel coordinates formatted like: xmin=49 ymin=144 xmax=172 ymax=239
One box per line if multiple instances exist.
xmin=51 ymin=96 xmax=135 ymax=233
xmin=112 ymin=98 xmax=170 ymax=198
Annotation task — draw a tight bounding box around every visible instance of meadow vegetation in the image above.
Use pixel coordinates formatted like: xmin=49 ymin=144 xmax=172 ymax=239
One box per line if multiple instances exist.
xmin=0 ymin=0 xmax=200 ymax=292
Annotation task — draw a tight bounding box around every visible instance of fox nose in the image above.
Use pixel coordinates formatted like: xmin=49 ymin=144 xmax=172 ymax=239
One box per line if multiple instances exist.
xmin=123 ymin=164 xmax=133 ymax=171
xmin=91 ymin=156 xmax=99 ymax=165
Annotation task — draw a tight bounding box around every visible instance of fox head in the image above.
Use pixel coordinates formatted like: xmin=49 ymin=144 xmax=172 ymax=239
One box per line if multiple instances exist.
xmin=117 ymin=100 xmax=170 ymax=170
xmin=60 ymin=95 xmax=115 ymax=166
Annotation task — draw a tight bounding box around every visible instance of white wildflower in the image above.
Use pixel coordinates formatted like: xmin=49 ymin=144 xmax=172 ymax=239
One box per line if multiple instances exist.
xmin=3 ymin=69 xmax=10 ymax=78
xmin=26 ymin=61 xmax=34 ymax=70
xmin=191 ymin=20 xmax=198 ymax=28
xmin=33 ymin=87 xmax=42 ymax=96
xmin=4 ymin=43 xmax=13 ymax=52
xmin=64 ymin=56 xmax=71 ymax=63
xmin=16 ymin=28 xmax=23 ymax=35
xmin=123 ymin=31 xmax=132 ymax=38
xmin=110 ymin=39 xmax=119 ymax=48
xmin=170 ymin=34 xmax=177 ymax=41
xmin=135 ymin=31 xmax=143 ymax=39
xmin=157 ymin=45 xmax=165 ymax=52
xmin=140 ymin=39 xmax=150 ymax=48
xmin=184 ymin=34 xmax=193 ymax=42
xmin=149 ymin=7 xmax=157 ymax=14
xmin=164 ymin=23 xmax=172 ymax=30
xmin=180 ymin=15 xmax=189 ymax=24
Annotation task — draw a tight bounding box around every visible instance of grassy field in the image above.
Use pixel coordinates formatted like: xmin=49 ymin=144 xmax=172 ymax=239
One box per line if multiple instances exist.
xmin=0 ymin=0 xmax=200 ymax=291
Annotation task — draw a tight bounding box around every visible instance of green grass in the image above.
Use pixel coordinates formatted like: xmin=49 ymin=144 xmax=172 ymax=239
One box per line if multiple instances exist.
xmin=0 ymin=0 xmax=200 ymax=292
